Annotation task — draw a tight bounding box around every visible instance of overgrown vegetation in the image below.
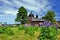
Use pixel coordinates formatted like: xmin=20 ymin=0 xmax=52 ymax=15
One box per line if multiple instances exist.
xmin=0 ymin=25 xmax=59 ymax=40
xmin=39 ymin=26 xmax=57 ymax=40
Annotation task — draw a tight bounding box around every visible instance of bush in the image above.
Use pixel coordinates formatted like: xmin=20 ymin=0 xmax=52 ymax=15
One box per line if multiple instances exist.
xmin=25 ymin=27 xmax=35 ymax=36
xmin=39 ymin=27 xmax=49 ymax=40
xmin=0 ymin=27 xmax=14 ymax=36
xmin=39 ymin=26 xmax=57 ymax=40
xmin=49 ymin=25 xmax=57 ymax=40
xmin=0 ymin=27 xmax=4 ymax=34
xmin=18 ymin=25 xmax=24 ymax=30
xmin=6 ymin=28 xmax=14 ymax=36
xmin=0 ymin=27 xmax=8 ymax=34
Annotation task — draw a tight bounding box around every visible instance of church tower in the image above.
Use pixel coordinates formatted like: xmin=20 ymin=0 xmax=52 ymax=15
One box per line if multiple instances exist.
xmin=28 ymin=12 xmax=34 ymax=24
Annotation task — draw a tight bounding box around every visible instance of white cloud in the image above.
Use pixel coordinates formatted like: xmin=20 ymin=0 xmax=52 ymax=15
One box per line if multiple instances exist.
xmin=0 ymin=0 xmax=52 ymax=15
xmin=0 ymin=0 xmax=54 ymax=24
xmin=4 ymin=10 xmax=18 ymax=15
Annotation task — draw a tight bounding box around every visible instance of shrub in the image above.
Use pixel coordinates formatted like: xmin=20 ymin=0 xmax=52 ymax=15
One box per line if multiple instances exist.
xmin=49 ymin=25 xmax=57 ymax=40
xmin=0 ymin=27 xmax=4 ymax=34
xmin=25 ymin=27 xmax=35 ymax=36
xmin=39 ymin=26 xmax=57 ymax=40
xmin=18 ymin=25 xmax=24 ymax=30
xmin=6 ymin=28 xmax=14 ymax=36
xmin=39 ymin=27 xmax=49 ymax=40
xmin=0 ymin=27 xmax=14 ymax=36
xmin=0 ymin=27 xmax=8 ymax=34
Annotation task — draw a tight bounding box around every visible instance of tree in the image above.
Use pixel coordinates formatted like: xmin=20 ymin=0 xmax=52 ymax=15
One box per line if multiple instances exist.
xmin=42 ymin=10 xmax=56 ymax=23
xmin=15 ymin=6 xmax=28 ymax=24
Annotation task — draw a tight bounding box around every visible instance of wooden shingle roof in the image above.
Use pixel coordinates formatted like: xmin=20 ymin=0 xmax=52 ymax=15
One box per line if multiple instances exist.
xmin=31 ymin=18 xmax=45 ymax=22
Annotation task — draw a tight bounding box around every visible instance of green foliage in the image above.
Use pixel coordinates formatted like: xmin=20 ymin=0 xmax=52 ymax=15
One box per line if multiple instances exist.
xmin=0 ymin=25 xmax=58 ymax=40
xmin=49 ymin=25 xmax=57 ymax=40
xmin=15 ymin=6 xmax=28 ymax=24
xmin=42 ymin=10 xmax=56 ymax=23
xmin=25 ymin=27 xmax=35 ymax=36
xmin=0 ymin=27 xmax=14 ymax=36
xmin=39 ymin=26 xmax=57 ymax=40
xmin=18 ymin=25 xmax=24 ymax=30
xmin=6 ymin=28 xmax=14 ymax=36
xmin=17 ymin=25 xmax=40 ymax=36
xmin=0 ymin=27 xmax=5 ymax=34
xmin=39 ymin=27 xmax=49 ymax=40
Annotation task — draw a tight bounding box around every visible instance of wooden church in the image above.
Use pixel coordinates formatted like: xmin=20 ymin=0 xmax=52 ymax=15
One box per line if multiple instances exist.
xmin=28 ymin=12 xmax=45 ymax=26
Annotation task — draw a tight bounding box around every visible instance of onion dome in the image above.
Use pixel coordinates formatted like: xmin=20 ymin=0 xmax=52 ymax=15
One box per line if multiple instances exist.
xmin=29 ymin=12 xmax=34 ymax=17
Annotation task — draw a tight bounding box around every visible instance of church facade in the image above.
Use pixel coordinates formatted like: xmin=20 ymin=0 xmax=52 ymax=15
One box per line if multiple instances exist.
xmin=28 ymin=12 xmax=45 ymax=26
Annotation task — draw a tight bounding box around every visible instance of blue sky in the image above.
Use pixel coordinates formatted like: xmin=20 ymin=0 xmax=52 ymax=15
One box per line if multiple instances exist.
xmin=0 ymin=0 xmax=60 ymax=24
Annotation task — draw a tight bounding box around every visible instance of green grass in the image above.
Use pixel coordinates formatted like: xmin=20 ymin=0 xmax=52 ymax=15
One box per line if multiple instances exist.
xmin=0 ymin=25 xmax=59 ymax=40
xmin=0 ymin=26 xmax=41 ymax=40
xmin=57 ymin=29 xmax=60 ymax=40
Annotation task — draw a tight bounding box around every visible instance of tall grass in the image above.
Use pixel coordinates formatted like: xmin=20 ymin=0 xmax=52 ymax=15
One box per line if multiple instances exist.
xmin=39 ymin=26 xmax=57 ymax=40
xmin=0 ymin=25 xmax=58 ymax=40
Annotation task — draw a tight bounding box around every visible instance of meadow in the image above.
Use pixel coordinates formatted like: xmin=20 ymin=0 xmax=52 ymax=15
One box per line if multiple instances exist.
xmin=0 ymin=25 xmax=60 ymax=40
